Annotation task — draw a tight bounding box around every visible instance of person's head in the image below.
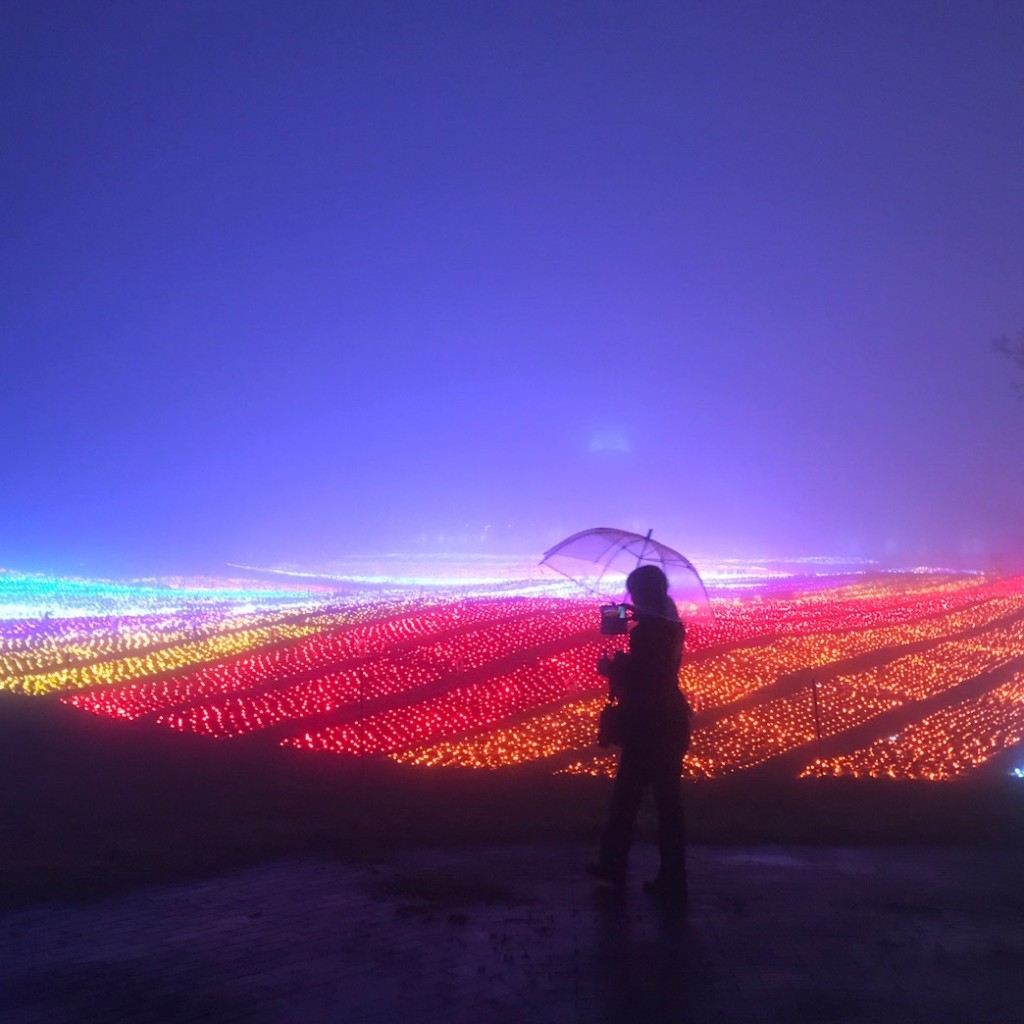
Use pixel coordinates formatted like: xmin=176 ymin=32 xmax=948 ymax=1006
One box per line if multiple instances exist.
xmin=626 ymin=564 xmax=670 ymax=614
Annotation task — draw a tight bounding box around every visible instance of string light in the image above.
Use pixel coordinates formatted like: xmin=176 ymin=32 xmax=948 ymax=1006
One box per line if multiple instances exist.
xmin=406 ymin=589 xmax=1024 ymax=774
xmin=283 ymin=639 xmax=616 ymax=755
xmin=62 ymin=599 xmax=537 ymax=721
xmin=2 ymin=568 xmax=1021 ymax=782
xmin=802 ymin=668 xmax=1024 ymax=780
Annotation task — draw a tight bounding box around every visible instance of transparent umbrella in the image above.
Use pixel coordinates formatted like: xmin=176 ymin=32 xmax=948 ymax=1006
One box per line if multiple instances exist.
xmin=540 ymin=526 xmax=713 ymax=624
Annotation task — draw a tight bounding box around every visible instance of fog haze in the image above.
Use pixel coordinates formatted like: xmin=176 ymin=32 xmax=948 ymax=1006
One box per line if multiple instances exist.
xmin=4 ymin=1 xmax=1023 ymax=574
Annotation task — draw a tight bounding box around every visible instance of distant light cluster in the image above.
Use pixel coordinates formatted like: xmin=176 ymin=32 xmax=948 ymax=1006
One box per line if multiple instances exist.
xmin=0 ymin=569 xmax=325 ymax=621
xmin=3 ymin=568 xmax=1023 ymax=781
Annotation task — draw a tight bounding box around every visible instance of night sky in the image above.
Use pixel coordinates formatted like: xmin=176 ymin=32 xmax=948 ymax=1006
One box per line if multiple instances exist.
xmin=4 ymin=1 xmax=1024 ymax=575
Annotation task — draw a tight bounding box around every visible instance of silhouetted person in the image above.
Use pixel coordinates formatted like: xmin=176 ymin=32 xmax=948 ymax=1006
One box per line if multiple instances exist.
xmin=589 ymin=564 xmax=691 ymax=907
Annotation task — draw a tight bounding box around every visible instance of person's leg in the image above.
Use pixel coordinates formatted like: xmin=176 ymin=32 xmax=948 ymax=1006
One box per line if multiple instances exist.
xmin=648 ymin=752 xmax=687 ymax=898
xmin=596 ymin=747 xmax=647 ymax=882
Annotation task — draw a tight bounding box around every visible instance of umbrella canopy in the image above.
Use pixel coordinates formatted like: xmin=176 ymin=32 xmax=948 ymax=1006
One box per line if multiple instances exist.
xmin=540 ymin=526 xmax=713 ymax=623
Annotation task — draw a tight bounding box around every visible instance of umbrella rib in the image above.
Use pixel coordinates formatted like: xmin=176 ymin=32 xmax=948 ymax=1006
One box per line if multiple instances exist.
xmin=539 ymin=526 xmax=714 ymax=622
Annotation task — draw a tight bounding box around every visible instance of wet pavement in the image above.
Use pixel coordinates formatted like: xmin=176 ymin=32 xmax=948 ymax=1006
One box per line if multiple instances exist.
xmin=1 ymin=843 xmax=1022 ymax=1023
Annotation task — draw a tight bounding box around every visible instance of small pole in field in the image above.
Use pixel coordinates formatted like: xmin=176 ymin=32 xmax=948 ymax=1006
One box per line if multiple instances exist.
xmin=359 ymin=673 xmax=366 ymax=770
xmin=811 ymin=678 xmax=823 ymax=770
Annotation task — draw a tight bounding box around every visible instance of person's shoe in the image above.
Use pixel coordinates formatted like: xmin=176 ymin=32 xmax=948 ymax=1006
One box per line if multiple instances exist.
xmin=587 ymin=861 xmax=625 ymax=889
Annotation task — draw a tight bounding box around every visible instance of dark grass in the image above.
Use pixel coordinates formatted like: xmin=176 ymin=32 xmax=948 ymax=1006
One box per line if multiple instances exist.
xmin=2 ymin=691 xmax=1022 ymax=911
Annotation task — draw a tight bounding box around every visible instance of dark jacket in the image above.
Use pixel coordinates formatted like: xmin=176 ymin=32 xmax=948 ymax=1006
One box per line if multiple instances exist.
xmin=608 ymin=615 xmax=691 ymax=754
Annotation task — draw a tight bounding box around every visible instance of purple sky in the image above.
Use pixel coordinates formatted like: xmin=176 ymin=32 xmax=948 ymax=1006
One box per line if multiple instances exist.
xmin=4 ymin=1 xmax=1024 ymax=574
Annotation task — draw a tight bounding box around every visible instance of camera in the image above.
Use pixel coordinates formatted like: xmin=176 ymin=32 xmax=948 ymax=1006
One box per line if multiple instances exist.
xmin=600 ymin=603 xmax=630 ymax=635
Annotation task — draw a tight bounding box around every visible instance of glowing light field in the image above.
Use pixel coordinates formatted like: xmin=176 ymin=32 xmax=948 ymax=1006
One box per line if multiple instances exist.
xmin=3 ymin=564 xmax=1024 ymax=783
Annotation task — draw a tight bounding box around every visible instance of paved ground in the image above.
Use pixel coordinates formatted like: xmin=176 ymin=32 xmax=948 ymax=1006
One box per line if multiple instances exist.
xmin=2 ymin=843 xmax=1023 ymax=1023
